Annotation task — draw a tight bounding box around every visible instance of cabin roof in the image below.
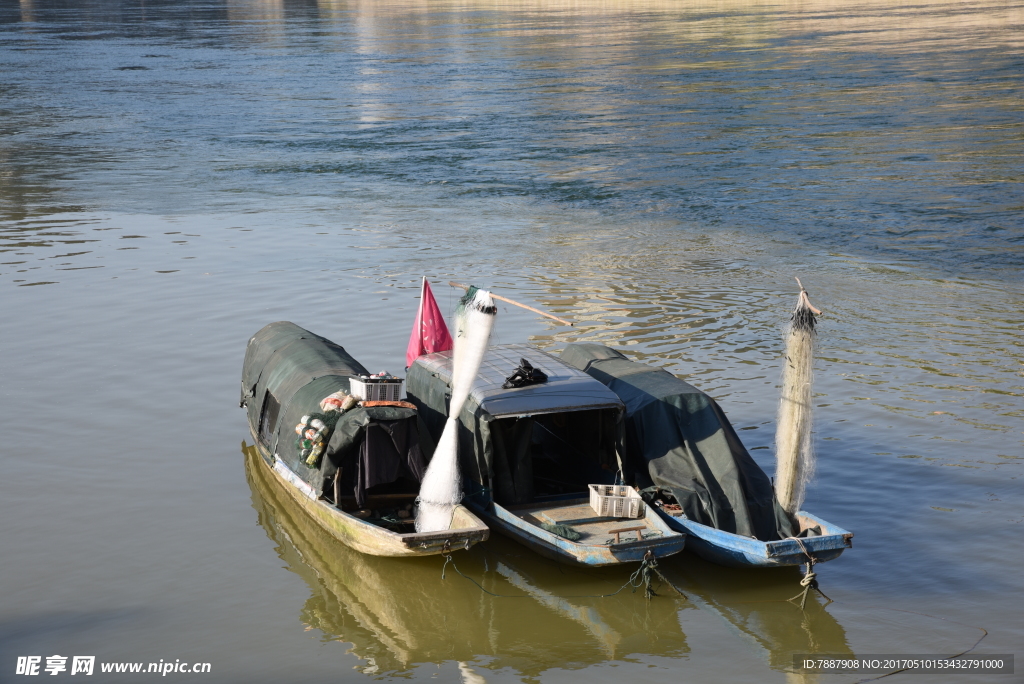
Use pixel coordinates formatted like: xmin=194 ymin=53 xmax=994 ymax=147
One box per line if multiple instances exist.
xmin=411 ymin=343 xmax=624 ymax=418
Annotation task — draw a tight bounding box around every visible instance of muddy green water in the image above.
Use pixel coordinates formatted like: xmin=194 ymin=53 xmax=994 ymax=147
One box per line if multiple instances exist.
xmin=1 ymin=1 xmax=1021 ymax=682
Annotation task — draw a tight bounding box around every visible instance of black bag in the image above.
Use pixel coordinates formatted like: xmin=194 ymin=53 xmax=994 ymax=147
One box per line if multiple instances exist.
xmin=502 ymin=358 xmax=548 ymax=389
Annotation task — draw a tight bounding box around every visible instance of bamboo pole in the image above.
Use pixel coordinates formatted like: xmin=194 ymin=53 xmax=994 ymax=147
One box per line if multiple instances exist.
xmin=448 ymin=281 xmax=574 ymax=326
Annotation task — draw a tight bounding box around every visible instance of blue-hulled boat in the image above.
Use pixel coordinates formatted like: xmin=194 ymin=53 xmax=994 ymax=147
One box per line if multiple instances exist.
xmin=559 ymin=343 xmax=853 ymax=570
xmin=466 ymin=493 xmax=684 ymax=566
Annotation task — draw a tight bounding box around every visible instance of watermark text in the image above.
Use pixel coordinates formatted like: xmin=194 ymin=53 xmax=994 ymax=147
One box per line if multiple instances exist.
xmin=16 ymin=657 xmax=211 ymax=676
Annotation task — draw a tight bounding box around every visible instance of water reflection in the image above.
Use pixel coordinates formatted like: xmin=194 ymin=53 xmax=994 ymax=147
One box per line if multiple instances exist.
xmin=18 ymin=0 xmax=34 ymax=23
xmin=226 ymin=0 xmax=284 ymax=26
xmin=243 ymin=442 xmax=865 ymax=679
xmin=305 ymin=0 xmax=1024 ymax=57
xmin=243 ymin=443 xmax=690 ymax=675
xmin=3 ymin=0 xmax=1020 ymax=269
xmin=661 ymin=556 xmax=853 ymax=673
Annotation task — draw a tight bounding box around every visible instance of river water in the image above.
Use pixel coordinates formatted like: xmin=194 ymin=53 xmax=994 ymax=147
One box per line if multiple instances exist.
xmin=1 ymin=1 xmax=1021 ymax=682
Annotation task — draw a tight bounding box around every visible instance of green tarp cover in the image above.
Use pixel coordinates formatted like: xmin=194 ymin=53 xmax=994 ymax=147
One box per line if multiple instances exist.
xmin=322 ymin=404 xmax=433 ymax=499
xmin=241 ymin=321 xmax=369 ymax=429
xmin=560 ymin=343 xmax=794 ymax=541
xmin=406 ymin=344 xmax=625 ymax=505
xmin=241 ymin=322 xmax=427 ymax=493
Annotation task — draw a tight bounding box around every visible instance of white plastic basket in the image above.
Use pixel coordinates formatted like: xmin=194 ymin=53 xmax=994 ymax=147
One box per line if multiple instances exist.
xmin=589 ymin=484 xmax=645 ymax=519
xmin=349 ymin=377 xmax=404 ymax=402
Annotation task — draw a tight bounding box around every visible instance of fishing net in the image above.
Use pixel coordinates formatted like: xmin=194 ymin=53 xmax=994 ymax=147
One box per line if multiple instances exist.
xmin=416 ymin=287 xmax=496 ymax=532
xmin=291 ymin=390 xmax=362 ymax=468
xmin=540 ymin=523 xmax=582 ymax=541
xmin=774 ymin=288 xmax=819 ymax=515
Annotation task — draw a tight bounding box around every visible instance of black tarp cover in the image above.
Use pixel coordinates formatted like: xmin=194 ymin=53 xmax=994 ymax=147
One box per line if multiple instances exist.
xmin=240 ymin=322 xmax=429 ymax=499
xmin=560 ymin=343 xmax=793 ymax=541
xmin=406 ymin=344 xmax=625 ymax=505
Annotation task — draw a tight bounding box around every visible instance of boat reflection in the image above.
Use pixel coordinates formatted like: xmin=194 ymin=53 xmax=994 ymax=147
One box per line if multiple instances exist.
xmin=244 ymin=441 xmax=856 ymax=677
xmin=245 ymin=428 xmax=856 ymax=679
xmin=243 ymin=443 xmax=690 ymax=676
xmin=657 ymin=553 xmax=854 ymax=676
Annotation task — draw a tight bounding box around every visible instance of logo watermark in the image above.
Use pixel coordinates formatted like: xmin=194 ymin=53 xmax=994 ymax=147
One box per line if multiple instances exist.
xmin=15 ymin=657 xmax=210 ymax=676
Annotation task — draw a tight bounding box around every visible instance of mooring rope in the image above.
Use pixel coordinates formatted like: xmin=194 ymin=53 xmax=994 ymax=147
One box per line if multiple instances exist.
xmin=786 ymin=536 xmax=833 ymax=609
xmin=440 ymin=549 xmax=687 ymax=601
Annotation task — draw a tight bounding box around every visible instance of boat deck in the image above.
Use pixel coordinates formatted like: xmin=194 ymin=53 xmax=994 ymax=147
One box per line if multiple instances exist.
xmin=508 ymin=498 xmax=659 ymax=545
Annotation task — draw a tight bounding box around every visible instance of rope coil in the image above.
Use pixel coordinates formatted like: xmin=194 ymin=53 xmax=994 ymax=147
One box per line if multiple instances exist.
xmin=787 ymin=537 xmax=832 ymax=609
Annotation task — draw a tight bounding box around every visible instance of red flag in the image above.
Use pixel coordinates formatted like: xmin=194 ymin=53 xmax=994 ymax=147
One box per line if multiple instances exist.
xmin=406 ymin=277 xmax=454 ymax=368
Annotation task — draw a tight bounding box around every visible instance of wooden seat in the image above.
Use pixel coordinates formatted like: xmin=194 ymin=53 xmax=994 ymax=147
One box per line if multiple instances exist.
xmin=607 ymin=525 xmax=645 ymax=544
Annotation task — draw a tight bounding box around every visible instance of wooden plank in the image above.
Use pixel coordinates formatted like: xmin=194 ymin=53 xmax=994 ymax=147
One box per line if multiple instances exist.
xmin=607 ymin=525 xmax=645 ymax=543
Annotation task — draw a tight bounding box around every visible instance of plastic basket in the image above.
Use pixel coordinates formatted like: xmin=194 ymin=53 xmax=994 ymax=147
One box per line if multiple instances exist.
xmin=349 ymin=377 xmax=404 ymax=402
xmin=589 ymin=484 xmax=644 ymax=519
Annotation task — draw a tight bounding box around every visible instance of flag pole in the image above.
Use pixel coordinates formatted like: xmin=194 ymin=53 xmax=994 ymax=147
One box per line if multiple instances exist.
xmin=448 ymin=281 xmax=574 ymax=326
xmin=419 ymin=275 xmax=426 ymax=336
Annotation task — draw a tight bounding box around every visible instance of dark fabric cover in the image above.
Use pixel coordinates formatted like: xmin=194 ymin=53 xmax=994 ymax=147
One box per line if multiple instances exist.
xmin=560 ymin=343 xmax=794 ymax=541
xmin=324 ymin=406 xmax=433 ymax=507
xmin=241 ymin=321 xmax=369 ymax=432
xmin=277 ymin=395 xmax=433 ymax=498
xmin=241 ymin=322 xmax=431 ymax=498
xmin=355 ymin=420 xmax=428 ymax=508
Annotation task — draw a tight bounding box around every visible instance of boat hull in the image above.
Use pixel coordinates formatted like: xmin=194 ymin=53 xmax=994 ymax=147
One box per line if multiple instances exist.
xmin=658 ymin=510 xmax=852 ymax=568
xmin=466 ymin=497 xmax=686 ymax=567
xmin=244 ymin=441 xmax=489 ymax=557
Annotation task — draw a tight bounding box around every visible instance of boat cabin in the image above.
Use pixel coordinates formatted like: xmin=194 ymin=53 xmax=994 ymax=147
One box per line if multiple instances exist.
xmin=407 ymin=343 xmax=626 ymax=507
xmin=407 ymin=344 xmax=686 ymax=564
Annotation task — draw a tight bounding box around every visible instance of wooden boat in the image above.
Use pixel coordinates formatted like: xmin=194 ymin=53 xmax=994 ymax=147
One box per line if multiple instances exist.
xmin=559 ymin=343 xmax=853 ymax=570
xmin=240 ymin=321 xmax=488 ymax=557
xmin=406 ymin=343 xmax=687 ymax=567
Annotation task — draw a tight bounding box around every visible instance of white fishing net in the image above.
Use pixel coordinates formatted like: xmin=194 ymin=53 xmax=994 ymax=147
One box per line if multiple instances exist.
xmin=774 ymin=289 xmax=818 ymax=515
xmin=416 ymin=288 xmax=496 ymax=533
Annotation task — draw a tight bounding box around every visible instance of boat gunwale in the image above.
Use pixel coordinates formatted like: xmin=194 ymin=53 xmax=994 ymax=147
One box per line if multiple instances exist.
xmin=245 ymin=439 xmax=489 ymax=556
xmin=658 ymin=508 xmax=852 ymax=567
